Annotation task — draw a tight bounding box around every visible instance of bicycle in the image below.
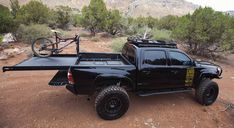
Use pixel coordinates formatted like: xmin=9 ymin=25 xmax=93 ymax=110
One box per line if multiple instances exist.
xmin=31 ymin=30 xmax=80 ymax=57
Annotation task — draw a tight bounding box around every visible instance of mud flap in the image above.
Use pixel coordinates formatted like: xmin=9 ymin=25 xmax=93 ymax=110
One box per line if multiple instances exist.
xmin=185 ymin=68 xmax=194 ymax=86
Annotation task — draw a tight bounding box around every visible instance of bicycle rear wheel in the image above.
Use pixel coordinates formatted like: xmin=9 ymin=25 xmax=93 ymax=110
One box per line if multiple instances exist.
xmin=32 ymin=38 xmax=54 ymax=57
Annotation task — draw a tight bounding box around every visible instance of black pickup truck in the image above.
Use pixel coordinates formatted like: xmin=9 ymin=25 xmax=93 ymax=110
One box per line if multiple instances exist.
xmin=3 ymin=38 xmax=222 ymax=120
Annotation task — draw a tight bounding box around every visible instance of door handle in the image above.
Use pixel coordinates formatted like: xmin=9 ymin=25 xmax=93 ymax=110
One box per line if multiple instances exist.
xmin=142 ymin=70 xmax=151 ymax=75
xmin=171 ymin=70 xmax=178 ymax=74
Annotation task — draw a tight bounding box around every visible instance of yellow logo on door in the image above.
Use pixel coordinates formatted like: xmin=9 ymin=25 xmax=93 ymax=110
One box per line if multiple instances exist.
xmin=185 ymin=68 xmax=194 ymax=86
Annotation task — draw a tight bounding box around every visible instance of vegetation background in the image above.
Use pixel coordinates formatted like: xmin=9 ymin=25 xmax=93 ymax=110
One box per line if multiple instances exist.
xmin=0 ymin=0 xmax=233 ymax=58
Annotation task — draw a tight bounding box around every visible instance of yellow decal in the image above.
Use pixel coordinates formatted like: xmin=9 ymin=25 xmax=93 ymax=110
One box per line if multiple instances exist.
xmin=185 ymin=68 xmax=194 ymax=86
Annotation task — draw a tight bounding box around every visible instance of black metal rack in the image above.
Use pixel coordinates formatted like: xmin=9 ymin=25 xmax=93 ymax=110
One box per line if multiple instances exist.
xmin=2 ymin=54 xmax=78 ymax=72
xmin=127 ymin=37 xmax=177 ymax=48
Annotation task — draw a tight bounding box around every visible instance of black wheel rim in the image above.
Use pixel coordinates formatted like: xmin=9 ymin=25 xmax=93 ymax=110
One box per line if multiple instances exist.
xmin=104 ymin=97 xmax=123 ymax=114
xmin=205 ymin=87 xmax=216 ymax=103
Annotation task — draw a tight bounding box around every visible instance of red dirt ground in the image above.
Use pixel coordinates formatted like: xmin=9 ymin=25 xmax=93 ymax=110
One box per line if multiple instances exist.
xmin=0 ymin=36 xmax=234 ymax=128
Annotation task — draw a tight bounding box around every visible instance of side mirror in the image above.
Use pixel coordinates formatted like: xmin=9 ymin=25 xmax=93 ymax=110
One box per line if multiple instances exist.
xmin=191 ymin=60 xmax=196 ymax=66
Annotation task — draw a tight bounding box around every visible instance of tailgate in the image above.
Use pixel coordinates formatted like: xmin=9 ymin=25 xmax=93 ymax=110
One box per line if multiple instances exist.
xmin=2 ymin=54 xmax=78 ymax=72
xmin=49 ymin=70 xmax=68 ymax=86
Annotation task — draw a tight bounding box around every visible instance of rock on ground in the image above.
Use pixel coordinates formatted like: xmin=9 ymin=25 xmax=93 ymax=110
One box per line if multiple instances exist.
xmin=2 ymin=33 xmax=16 ymax=44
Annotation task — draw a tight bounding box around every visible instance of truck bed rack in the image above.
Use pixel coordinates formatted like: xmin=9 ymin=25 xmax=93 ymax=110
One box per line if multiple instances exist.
xmin=2 ymin=54 xmax=78 ymax=72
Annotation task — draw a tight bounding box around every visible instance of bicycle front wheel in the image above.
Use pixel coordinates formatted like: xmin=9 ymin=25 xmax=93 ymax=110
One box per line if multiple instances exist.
xmin=32 ymin=38 xmax=54 ymax=57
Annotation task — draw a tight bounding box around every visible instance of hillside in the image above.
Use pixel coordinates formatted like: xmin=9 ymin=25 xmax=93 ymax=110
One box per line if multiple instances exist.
xmin=0 ymin=0 xmax=198 ymax=18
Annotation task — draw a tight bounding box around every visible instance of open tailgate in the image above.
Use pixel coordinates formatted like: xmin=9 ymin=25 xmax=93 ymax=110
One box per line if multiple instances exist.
xmin=49 ymin=70 xmax=69 ymax=86
xmin=2 ymin=54 xmax=78 ymax=72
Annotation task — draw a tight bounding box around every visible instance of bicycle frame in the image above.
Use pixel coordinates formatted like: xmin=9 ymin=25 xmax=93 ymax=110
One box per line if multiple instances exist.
xmin=43 ymin=32 xmax=78 ymax=52
xmin=42 ymin=32 xmax=80 ymax=54
xmin=55 ymin=40 xmax=76 ymax=51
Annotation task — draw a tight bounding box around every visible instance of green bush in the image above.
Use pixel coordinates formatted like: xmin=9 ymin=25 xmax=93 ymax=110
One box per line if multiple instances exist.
xmin=72 ymin=14 xmax=82 ymax=27
xmin=124 ymin=22 xmax=147 ymax=35
xmin=124 ymin=16 xmax=159 ymax=35
xmin=172 ymin=7 xmax=234 ymax=56
xmin=0 ymin=4 xmax=15 ymax=33
xmin=0 ymin=35 xmax=3 ymax=45
xmin=105 ymin=10 xmax=122 ymax=35
xmin=125 ymin=26 xmax=172 ymax=41
xmin=54 ymin=6 xmax=72 ymax=29
xmin=158 ymin=15 xmax=178 ymax=30
xmin=16 ymin=0 xmax=50 ymax=25
xmin=16 ymin=24 xmax=52 ymax=43
xmin=47 ymin=9 xmax=58 ymax=28
xmin=124 ymin=24 xmax=139 ymax=35
xmin=81 ymin=0 xmax=108 ymax=36
xmin=152 ymin=28 xmax=172 ymax=41
xmin=111 ymin=37 xmax=127 ymax=52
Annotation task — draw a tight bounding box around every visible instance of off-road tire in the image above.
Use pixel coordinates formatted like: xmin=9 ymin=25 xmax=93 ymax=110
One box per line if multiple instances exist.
xmin=196 ymin=79 xmax=219 ymax=106
xmin=95 ymin=86 xmax=129 ymax=120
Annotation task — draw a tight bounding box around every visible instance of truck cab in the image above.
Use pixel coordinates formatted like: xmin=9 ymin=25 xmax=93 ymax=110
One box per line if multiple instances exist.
xmin=123 ymin=42 xmax=196 ymax=90
xmin=121 ymin=39 xmax=221 ymax=91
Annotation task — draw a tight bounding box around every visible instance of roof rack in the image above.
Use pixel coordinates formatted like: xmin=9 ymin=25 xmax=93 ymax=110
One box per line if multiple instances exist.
xmin=127 ymin=37 xmax=177 ymax=48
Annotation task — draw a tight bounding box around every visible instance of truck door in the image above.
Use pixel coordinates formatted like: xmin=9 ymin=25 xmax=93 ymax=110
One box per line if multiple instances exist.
xmin=138 ymin=50 xmax=171 ymax=90
xmin=167 ymin=51 xmax=195 ymax=87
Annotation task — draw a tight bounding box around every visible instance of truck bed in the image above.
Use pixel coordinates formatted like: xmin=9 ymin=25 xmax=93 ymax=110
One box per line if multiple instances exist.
xmin=77 ymin=52 xmax=131 ymax=66
xmin=2 ymin=53 xmax=132 ymax=72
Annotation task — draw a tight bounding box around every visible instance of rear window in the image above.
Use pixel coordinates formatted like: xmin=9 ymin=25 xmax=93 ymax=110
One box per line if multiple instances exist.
xmin=143 ymin=50 xmax=167 ymax=65
xmin=122 ymin=43 xmax=136 ymax=65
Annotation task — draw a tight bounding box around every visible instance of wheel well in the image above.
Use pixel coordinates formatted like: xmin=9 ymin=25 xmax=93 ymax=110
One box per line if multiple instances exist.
xmin=196 ymin=75 xmax=213 ymax=89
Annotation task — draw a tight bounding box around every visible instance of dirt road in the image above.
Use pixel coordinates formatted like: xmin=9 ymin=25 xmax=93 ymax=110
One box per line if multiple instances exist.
xmin=0 ymin=38 xmax=234 ymax=128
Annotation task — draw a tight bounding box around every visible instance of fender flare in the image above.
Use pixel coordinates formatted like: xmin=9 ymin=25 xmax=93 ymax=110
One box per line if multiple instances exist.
xmin=197 ymin=72 xmax=219 ymax=85
xmin=94 ymin=74 xmax=134 ymax=89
